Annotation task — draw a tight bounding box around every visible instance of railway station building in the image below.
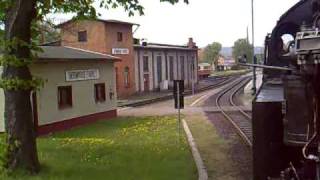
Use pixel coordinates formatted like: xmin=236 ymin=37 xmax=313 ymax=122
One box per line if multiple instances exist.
xmin=57 ymin=19 xmax=199 ymax=96
xmin=0 ymin=46 xmax=119 ymax=135
xmin=134 ymin=40 xmax=198 ymax=92
xmin=0 ymin=18 xmax=199 ymax=134
xmin=58 ymin=19 xmax=137 ymax=98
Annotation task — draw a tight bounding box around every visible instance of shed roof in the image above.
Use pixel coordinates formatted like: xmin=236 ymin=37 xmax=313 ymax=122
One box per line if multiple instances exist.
xmin=37 ymin=46 xmax=120 ymax=61
xmin=134 ymin=43 xmax=198 ymax=51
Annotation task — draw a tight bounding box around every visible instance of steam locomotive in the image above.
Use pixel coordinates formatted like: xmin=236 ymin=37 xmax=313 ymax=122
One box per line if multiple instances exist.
xmin=251 ymin=0 xmax=320 ymax=179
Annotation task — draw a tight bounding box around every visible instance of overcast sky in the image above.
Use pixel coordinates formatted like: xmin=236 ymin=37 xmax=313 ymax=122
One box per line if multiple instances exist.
xmin=53 ymin=0 xmax=300 ymax=48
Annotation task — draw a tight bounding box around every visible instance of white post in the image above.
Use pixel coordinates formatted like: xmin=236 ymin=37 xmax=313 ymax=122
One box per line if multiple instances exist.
xmin=251 ymin=0 xmax=257 ymax=94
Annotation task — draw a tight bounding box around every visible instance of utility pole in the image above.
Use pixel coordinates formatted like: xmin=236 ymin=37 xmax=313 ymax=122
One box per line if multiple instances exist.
xmin=247 ymin=26 xmax=249 ymax=43
xmin=192 ymin=60 xmax=195 ymax=95
xmin=251 ymin=0 xmax=257 ymax=95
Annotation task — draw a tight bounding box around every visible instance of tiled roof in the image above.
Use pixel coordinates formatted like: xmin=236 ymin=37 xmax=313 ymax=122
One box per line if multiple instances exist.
xmin=37 ymin=46 xmax=120 ymax=61
xmin=56 ymin=18 xmax=139 ymax=28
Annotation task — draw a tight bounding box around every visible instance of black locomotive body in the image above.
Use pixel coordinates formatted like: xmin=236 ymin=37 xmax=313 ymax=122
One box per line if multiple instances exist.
xmin=253 ymin=0 xmax=320 ymax=179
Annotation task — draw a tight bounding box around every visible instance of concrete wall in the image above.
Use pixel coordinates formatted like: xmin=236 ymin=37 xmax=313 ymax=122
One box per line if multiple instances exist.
xmin=30 ymin=61 xmax=116 ymax=126
xmin=134 ymin=48 xmax=198 ymax=92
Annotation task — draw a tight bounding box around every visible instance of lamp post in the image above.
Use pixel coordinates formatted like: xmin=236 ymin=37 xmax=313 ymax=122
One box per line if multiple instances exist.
xmin=251 ymin=0 xmax=257 ymax=95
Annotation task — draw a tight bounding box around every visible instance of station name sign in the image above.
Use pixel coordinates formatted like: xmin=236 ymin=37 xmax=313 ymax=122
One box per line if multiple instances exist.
xmin=66 ymin=69 xmax=100 ymax=82
xmin=112 ymin=48 xmax=129 ymax=55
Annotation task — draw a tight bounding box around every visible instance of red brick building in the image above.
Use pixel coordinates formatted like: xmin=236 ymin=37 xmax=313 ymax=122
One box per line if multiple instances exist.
xmin=58 ymin=19 xmax=137 ymax=98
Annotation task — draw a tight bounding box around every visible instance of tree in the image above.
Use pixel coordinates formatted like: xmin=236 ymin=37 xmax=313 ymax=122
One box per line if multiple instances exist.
xmin=37 ymin=19 xmax=60 ymax=44
xmin=0 ymin=0 xmax=188 ymax=174
xmin=232 ymin=38 xmax=253 ymax=64
xmin=202 ymin=42 xmax=222 ymax=67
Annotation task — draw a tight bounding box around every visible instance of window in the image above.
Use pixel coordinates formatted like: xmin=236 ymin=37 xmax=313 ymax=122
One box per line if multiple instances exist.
xmin=180 ymin=56 xmax=185 ymax=80
xmin=58 ymin=86 xmax=72 ymax=109
xmin=78 ymin=31 xmax=87 ymax=42
xmin=143 ymin=56 xmax=149 ymax=72
xmin=169 ymin=56 xmax=174 ymax=80
xmin=124 ymin=67 xmax=130 ymax=88
xmin=157 ymin=56 xmax=162 ymax=83
xmin=94 ymin=83 xmax=106 ymax=103
xmin=115 ymin=67 xmax=119 ymax=92
xmin=117 ymin=32 xmax=123 ymax=42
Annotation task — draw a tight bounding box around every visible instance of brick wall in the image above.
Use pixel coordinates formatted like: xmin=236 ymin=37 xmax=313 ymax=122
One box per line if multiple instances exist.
xmin=60 ymin=20 xmax=136 ymax=98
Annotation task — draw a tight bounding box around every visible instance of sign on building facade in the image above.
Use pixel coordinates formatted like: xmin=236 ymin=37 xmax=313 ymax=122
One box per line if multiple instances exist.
xmin=66 ymin=69 xmax=100 ymax=82
xmin=112 ymin=48 xmax=129 ymax=55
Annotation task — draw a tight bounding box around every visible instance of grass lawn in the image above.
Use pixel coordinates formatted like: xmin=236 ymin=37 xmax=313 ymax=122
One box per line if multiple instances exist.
xmin=0 ymin=116 xmax=197 ymax=180
xmin=185 ymin=113 xmax=241 ymax=180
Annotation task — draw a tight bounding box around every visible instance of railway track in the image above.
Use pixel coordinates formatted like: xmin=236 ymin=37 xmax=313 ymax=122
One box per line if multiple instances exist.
xmin=119 ymin=75 xmax=241 ymax=108
xmin=215 ymin=76 xmax=253 ymax=147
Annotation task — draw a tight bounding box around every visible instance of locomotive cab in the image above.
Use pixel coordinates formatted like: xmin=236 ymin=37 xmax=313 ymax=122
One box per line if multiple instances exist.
xmin=252 ymin=0 xmax=320 ymax=179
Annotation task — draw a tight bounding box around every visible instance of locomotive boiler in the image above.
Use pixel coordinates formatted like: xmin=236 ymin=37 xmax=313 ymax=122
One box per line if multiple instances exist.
xmin=252 ymin=0 xmax=320 ymax=179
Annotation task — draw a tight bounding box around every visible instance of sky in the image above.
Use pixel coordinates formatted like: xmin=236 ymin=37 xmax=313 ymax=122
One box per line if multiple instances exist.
xmin=52 ymin=0 xmax=300 ymax=48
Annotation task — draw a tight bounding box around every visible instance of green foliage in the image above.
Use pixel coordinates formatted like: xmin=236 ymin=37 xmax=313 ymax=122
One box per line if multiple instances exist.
xmin=34 ymin=20 xmax=60 ymax=44
xmin=202 ymin=42 xmax=222 ymax=66
xmin=0 ymin=133 xmax=7 ymax=172
xmin=232 ymin=38 xmax=253 ymax=64
xmin=255 ymin=53 xmax=264 ymax=64
xmin=0 ymin=116 xmax=196 ymax=179
xmin=35 ymin=0 xmax=188 ymax=20
xmin=0 ymin=29 xmax=3 ymax=39
xmin=0 ymin=77 xmax=45 ymax=91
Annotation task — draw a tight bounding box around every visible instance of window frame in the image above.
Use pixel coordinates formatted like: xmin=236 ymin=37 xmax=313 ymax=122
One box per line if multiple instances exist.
xmin=78 ymin=30 xmax=87 ymax=42
xmin=156 ymin=56 xmax=162 ymax=83
xmin=58 ymin=86 xmax=73 ymax=109
xmin=180 ymin=56 xmax=185 ymax=80
xmin=169 ymin=56 xmax=174 ymax=81
xmin=117 ymin=32 xmax=123 ymax=42
xmin=94 ymin=83 xmax=106 ymax=103
xmin=124 ymin=67 xmax=130 ymax=88
xmin=143 ymin=56 xmax=149 ymax=72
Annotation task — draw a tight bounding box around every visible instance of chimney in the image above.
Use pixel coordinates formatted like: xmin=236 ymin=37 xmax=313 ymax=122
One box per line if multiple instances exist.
xmin=141 ymin=38 xmax=148 ymax=46
xmin=188 ymin=37 xmax=196 ymax=48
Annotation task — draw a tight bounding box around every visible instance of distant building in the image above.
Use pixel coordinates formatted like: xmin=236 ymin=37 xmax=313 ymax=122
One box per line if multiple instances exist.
xmin=217 ymin=56 xmax=236 ymax=71
xmin=0 ymin=46 xmax=119 ymax=134
xmin=198 ymin=63 xmax=213 ymax=79
xmin=133 ymin=39 xmax=198 ymax=92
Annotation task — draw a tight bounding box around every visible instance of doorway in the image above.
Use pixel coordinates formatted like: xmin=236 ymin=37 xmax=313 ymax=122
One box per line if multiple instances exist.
xmin=144 ymin=74 xmax=149 ymax=91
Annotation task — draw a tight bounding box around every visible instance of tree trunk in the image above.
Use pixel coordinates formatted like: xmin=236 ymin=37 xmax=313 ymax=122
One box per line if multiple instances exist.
xmin=3 ymin=0 xmax=40 ymax=173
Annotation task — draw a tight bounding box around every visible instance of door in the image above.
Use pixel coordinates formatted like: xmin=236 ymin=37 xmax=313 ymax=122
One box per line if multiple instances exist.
xmin=144 ymin=74 xmax=149 ymax=91
xmin=115 ymin=67 xmax=119 ymax=92
xmin=157 ymin=56 xmax=162 ymax=87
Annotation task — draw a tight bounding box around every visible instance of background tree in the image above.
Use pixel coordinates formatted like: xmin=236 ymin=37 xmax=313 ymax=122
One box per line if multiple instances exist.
xmin=232 ymin=38 xmax=253 ymax=64
xmin=37 ymin=19 xmax=60 ymax=44
xmin=202 ymin=42 xmax=222 ymax=67
xmin=0 ymin=0 xmax=188 ymax=174
xmin=0 ymin=29 xmax=3 ymax=40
